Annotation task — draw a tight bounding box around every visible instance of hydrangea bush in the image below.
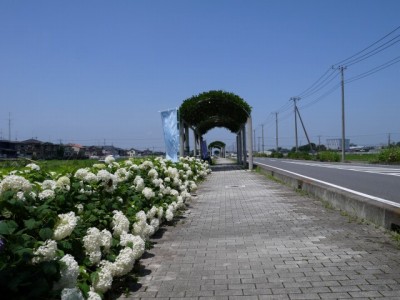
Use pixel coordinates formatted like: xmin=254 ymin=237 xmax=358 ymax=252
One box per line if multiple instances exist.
xmin=0 ymin=156 xmax=211 ymax=299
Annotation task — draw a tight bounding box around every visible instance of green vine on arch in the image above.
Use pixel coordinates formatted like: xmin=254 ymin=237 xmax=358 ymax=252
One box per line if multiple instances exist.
xmin=208 ymin=141 xmax=226 ymax=149
xmin=179 ymin=90 xmax=252 ymax=135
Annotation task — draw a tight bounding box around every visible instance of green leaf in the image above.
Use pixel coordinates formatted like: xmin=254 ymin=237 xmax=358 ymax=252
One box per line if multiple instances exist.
xmin=24 ymin=219 xmax=40 ymax=230
xmin=0 ymin=220 xmax=18 ymax=235
xmin=78 ymin=282 xmax=90 ymax=294
xmin=39 ymin=228 xmax=53 ymax=240
xmin=41 ymin=261 xmax=59 ymax=277
xmin=90 ymin=271 xmax=99 ymax=285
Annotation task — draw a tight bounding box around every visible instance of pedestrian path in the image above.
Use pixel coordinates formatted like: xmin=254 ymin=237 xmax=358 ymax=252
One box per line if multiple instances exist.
xmin=120 ymin=158 xmax=400 ymax=300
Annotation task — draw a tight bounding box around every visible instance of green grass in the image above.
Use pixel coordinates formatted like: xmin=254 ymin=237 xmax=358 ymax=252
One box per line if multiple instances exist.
xmin=344 ymin=153 xmax=379 ymax=163
xmin=0 ymin=159 xmax=98 ymax=175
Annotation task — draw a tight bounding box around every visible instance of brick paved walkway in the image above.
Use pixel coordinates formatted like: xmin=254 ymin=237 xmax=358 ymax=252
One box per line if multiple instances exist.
xmin=120 ymin=158 xmax=400 ymax=300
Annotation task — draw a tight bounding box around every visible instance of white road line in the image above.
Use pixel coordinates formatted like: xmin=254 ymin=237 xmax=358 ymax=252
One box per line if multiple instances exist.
xmin=282 ymin=160 xmax=400 ymax=177
xmin=256 ymin=162 xmax=400 ymax=208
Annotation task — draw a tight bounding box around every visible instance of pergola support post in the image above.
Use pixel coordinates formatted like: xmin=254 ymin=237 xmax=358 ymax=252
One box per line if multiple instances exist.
xmin=242 ymin=125 xmax=247 ymax=168
xmin=179 ymin=118 xmax=184 ymax=159
xmin=184 ymin=123 xmax=190 ymax=156
xmin=247 ymin=116 xmax=253 ymax=170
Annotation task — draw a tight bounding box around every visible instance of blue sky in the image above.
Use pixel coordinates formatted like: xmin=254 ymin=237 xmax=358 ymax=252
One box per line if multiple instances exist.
xmin=1 ymin=0 xmax=399 ymax=151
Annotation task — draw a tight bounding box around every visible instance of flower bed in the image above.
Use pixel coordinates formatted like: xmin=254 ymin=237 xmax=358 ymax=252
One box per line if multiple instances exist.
xmin=0 ymin=156 xmax=211 ymax=299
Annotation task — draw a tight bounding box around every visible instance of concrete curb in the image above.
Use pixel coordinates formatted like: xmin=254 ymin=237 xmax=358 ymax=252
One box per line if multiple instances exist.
xmin=255 ymin=163 xmax=400 ymax=231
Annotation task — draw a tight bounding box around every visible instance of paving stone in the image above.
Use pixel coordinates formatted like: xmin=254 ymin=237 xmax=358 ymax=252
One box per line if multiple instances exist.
xmin=117 ymin=160 xmax=400 ymax=300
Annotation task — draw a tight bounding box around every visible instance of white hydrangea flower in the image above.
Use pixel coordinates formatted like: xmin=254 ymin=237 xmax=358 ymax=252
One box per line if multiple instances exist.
xmin=41 ymin=180 xmax=57 ymax=190
xmin=93 ymin=263 xmax=113 ymax=293
xmin=173 ymin=177 xmax=181 ymax=187
xmin=111 ymin=210 xmax=130 ymax=237
xmin=16 ymin=191 xmax=26 ymax=201
xmin=136 ymin=211 xmax=147 ymax=223
xmin=152 ymin=178 xmax=163 ymax=188
xmin=87 ymin=291 xmax=102 ymax=300
xmin=139 ymin=160 xmax=153 ymax=170
xmin=104 ymin=155 xmax=115 ymax=165
xmin=54 ymin=212 xmax=79 ymax=240
xmin=157 ymin=207 xmax=164 ymax=220
xmin=83 ymin=228 xmax=102 ymax=265
xmin=84 ymin=172 xmax=98 ymax=184
xmin=115 ymin=168 xmax=129 ymax=182
xmin=162 ymin=186 xmax=171 ymax=195
xmin=38 ymin=189 xmax=55 ymax=200
xmin=181 ymin=190 xmax=192 ymax=201
xmin=165 ymin=208 xmax=174 ymax=221
xmin=75 ymin=203 xmax=84 ymax=214
xmin=133 ymin=175 xmax=145 ymax=192
xmin=0 ymin=175 xmax=32 ymax=195
xmin=170 ymin=189 xmax=179 ymax=197
xmin=124 ymin=160 xmax=133 ymax=166
xmin=148 ymin=169 xmax=158 ymax=178
xmin=111 ymin=247 xmax=135 ymax=277
xmin=56 ymin=176 xmax=71 ymax=191
xmin=100 ymin=229 xmax=112 ymax=252
xmin=146 ymin=206 xmax=158 ymax=220
xmin=54 ymin=254 xmax=79 ymax=290
xmin=189 ymin=181 xmax=197 ymax=191
xmin=129 ymin=164 xmax=139 ymax=171
xmin=96 ymin=170 xmax=117 ymax=192
xmin=74 ymin=168 xmax=89 ymax=180
xmin=83 ymin=227 xmax=113 ymax=264
xmin=26 ymin=163 xmax=40 ymax=171
xmin=32 ymin=239 xmax=58 ymax=264
xmin=142 ymin=223 xmax=155 ymax=238
xmin=61 ymin=287 xmax=84 ymax=300
xmin=92 ymin=163 xmax=106 ymax=169
xmin=150 ymin=218 xmax=160 ymax=232
xmin=142 ymin=187 xmax=155 ymax=200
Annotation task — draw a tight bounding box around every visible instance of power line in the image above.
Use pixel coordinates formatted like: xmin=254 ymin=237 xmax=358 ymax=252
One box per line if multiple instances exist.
xmin=345 ymin=35 xmax=400 ymax=67
xmin=345 ymin=55 xmax=400 ymax=84
xmin=333 ymin=25 xmax=400 ymax=66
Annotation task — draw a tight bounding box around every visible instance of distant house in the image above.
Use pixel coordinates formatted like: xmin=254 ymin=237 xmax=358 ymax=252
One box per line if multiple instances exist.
xmin=326 ymin=138 xmax=350 ymax=151
xmin=64 ymin=143 xmax=86 ymax=158
xmin=0 ymin=140 xmax=18 ymax=158
xmin=127 ymin=148 xmax=141 ymax=157
xmin=17 ymin=139 xmax=44 ymax=159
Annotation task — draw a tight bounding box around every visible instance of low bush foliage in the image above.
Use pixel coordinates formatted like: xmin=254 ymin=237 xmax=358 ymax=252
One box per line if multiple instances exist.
xmin=0 ymin=156 xmax=211 ymax=299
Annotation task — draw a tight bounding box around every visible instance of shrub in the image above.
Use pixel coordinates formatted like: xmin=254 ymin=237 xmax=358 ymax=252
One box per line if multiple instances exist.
xmin=378 ymin=147 xmax=400 ymax=163
xmin=316 ymin=151 xmax=340 ymax=162
xmin=287 ymin=152 xmax=312 ymax=160
xmin=0 ymin=156 xmax=211 ymax=299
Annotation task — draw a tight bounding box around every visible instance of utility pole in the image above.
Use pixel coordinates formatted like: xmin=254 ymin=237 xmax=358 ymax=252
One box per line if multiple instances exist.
xmin=258 ymin=137 xmax=261 ymax=152
xmin=388 ymin=133 xmax=391 ymax=147
xmin=8 ymin=112 xmax=11 ymax=141
xmin=290 ymin=97 xmax=300 ymax=152
xmin=334 ymin=65 xmax=347 ymax=162
xmin=275 ymin=112 xmax=279 ymax=152
xmin=253 ymin=129 xmax=256 ymax=152
xmin=295 ymin=106 xmax=313 ymax=153
xmin=261 ymin=124 xmax=265 ymax=153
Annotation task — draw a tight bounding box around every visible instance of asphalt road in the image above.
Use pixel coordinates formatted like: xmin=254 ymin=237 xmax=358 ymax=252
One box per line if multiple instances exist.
xmin=254 ymin=157 xmax=400 ymax=204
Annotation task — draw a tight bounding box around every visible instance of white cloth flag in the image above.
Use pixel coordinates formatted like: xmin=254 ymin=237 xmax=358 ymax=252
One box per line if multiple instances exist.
xmin=160 ymin=109 xmax=179 ymax=162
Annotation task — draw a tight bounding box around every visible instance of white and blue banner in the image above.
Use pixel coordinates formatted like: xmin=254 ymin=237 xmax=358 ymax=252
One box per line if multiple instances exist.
xmin=160 ymin=108 xmax=179 ymax=162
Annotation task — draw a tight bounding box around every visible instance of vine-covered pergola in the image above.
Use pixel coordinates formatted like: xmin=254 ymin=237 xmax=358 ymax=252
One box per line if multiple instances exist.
xmin=208 ymin=141 xmax=226 ymax=157
xmin=178 ymin=90 xmax=253 ymax=169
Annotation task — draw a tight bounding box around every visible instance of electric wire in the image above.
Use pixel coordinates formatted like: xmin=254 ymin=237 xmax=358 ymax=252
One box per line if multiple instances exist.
xmin=333 ymin=25 xmax=400 ymax=66
xmin=346 ymin=55 xmax=400 ymax=84
xmin=345 ymin=35 xmax=400 ymax=67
